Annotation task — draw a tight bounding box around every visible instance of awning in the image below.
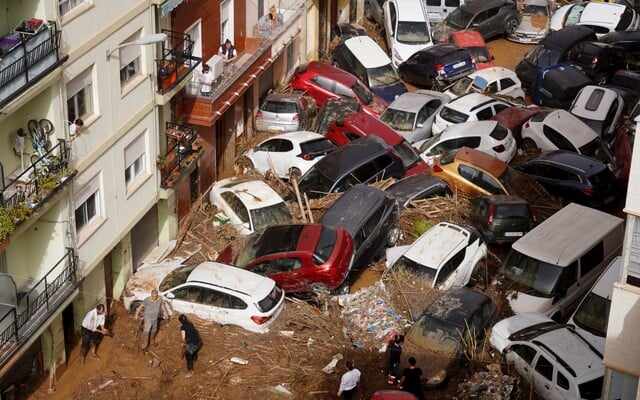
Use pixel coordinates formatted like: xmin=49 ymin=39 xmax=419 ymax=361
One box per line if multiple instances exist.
xmin=160 ymin=0 xmax=184 ymax=16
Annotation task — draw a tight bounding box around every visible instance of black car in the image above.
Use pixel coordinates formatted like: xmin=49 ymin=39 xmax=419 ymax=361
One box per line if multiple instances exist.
xmin=515 ymin=150 xmax=619 ymax=209
xmin=467 ymin=195 xmax=536 ymax=244
xmin=315 ymin=97 xmax=361 ymax=134
xmin=330 ymin=23 xmax=367 ymax=43
xmin=401 ymin=287 xmax=499 ymax=387
xmin=601 ymin=30 xmax=640 ymax=58
xmin=385 ymin=174 xmax=451 ymax=208
xmin=319 ymin=184 xmax=401 ymax=276
xmin=398 ymin=43 xmax=476 ymax=90
xmin=435 ymin=0 xmax=521 ymax=42
xmin=297 ymin=135 xmax=406 ymax=199
xmin=568 ymin=41 xmax=637 ymax=85
xmin=516 ymin=25 xmax=597 ymax=92
xmin=532 ymin=64 xmax=592 ymax=109
xmin=605 ymin=69 xmax=640 ymax=113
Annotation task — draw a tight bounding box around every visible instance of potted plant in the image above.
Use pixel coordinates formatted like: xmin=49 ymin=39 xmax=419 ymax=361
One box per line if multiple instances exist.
xmin=0 ymin=207 xmax=16 ymax=243
xmin=38 ymin=175 xmax=58 ymax=198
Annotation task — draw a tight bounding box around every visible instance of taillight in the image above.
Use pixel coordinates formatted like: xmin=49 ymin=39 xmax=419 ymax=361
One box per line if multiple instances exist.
xmin=487 ymin=204 xmax=495 ymax=225
xmin=582 ymin=187 xmax=594 ymax=196
xmin=436 ymin=64 xmax=444 ymax=72
xmin=529 ymin=206 xmax=537 ymax=223
xmin=256 ymin=111 xmax=263 ymax=118
xmin=432 ymin=164 xmax=443 ymax=172
xmin=493 ymin=144 xmax=505 ymax=153
xmin=592 ymin=55 xmax=599 ymax=65
xmin=251 ymin=315 xmax=273 ymax=325
xmin=524 ymin=121 xmax=530 ymax=128
xmin=293 ymin=114 xmax=300 ymax=121
xmin=297 ymin=152 xmax=311 ymax=160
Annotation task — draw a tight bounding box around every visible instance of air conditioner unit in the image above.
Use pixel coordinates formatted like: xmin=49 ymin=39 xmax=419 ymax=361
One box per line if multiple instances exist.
xmin=207 ymin=54 xmax=224 ymax=81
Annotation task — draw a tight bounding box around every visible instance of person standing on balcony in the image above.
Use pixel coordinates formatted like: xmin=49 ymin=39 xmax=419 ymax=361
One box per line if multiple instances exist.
xmin=79 ymin=304 xmax=110 ymax=365
xmin=199 ymin=64 xmax=214 ymax=97
xmin=218 ymin=39 xmax=237 ymax=64
xmin=258 ymin=13 xmax=276 ymax=38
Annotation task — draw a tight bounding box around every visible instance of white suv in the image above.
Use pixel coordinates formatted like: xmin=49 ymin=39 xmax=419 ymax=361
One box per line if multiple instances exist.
xmin=432 ymin=92 xmax=513 ymax=134
xmin=383 ymin=0 xmax=433 ymax=69
xmin=490 ymin=313 xmax=604 ymax=400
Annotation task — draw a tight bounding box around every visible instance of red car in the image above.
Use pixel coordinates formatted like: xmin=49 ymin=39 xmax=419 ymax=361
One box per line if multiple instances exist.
xmin=326 ymin=111 xmax=429 ymax=176
xmin=449 ymin=30 xmax=494 ymax=70
xmin=491 ymin=106 xmax=544 ymax=146
xmin=234 ymin=223 xmax=355 ymax=296
xmin=372 ymin=390 xmax=418 ymax=400
xmin=290 ymin=61 xmax=388 ymax=117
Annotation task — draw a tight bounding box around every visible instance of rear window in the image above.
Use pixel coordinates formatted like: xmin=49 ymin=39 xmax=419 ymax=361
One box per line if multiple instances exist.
xmin=495 ymin=204 xmax=530 ymax=218
xmin=585 ymin=88 xmax=605 ymax=111
xmin=263 ymin=100 xmax=297 ymax=113
xmin=531 ymin=110 xmax=552 ymax=122
xmin=616 ymin=8 xmax=634 ymax=31
xmin=257 ymin=284 xmax=283 ymax=312
xmin=300 ymin=138 xmax=337 ymax=156
xmin=489 ymin=123 xmax=509 ymax=140
xmin=314 ymin=225 xmax=338 ymax=263
xmin=441 ymin=49 xmax=470 ymax=65
xmin=440 ymin=107 xmax=469 ymax=124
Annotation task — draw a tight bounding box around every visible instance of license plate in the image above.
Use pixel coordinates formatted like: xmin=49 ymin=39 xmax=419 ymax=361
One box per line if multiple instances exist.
xmin=504 ymin=232 xmax=524 ymax=237
xmin=268 ymin=125 xmax=284 ymax=131
xmin=453 ymin=61 xmax=466 ymax=68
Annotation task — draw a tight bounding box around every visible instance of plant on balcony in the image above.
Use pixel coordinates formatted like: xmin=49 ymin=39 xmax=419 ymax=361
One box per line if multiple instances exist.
xmin=156 ymin=155 xmax=168 ymax=171
xmin=38 ymin=174 xmax=58 ymax=198
xmin=0 ymin=208 xmax=16 ymax=242
xmin=9 ymin=203 xmax=32 ymax=221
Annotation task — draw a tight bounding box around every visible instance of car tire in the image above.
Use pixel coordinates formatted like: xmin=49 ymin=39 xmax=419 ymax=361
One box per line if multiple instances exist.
xmin=235 ymin=156 xmax=254 ymax=174
xmin=521 ymin=138 xmax=538 ymax=152
xmin=504 ymin=18 xmax=518 ymax=36
xmin=364 ymin=2 xmax=373 ymax=21
xmin=595 ymin=73 xmax=608 ymax=86
xmin=431 ymin=78 xmax=443 ymax=91
xmin=288 ymin=167 xmax=302 ymax=182
xmin=129 ymin=300 xmax=142 ymax=315
xmin=308 ymin=282 xmax=331 ymax=297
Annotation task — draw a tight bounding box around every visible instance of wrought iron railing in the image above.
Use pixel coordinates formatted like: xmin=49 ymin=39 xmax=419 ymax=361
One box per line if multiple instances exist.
xmin=156 ymin=29 xmax=202 ymax=94
xmin=0 ymin=248 xmax=78 ymax=353
xmin=158 ymin=123 xmax=201 ymax=188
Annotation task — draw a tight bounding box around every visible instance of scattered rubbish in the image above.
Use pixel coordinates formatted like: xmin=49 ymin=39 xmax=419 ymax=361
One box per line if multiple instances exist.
xmin=279 ymin=330 xmax=295 ymax=337
xmin=241 ymin=339 xmax=251 ymax=349
xmin=455 ymin=369 xmax=518 ymax=400
xmin=274 ymin=384 xmax=293 ymax=395
xmin=230 ymin=356 xmax=249 ymax=365
xmin=111 ymin=370 xmax=153 ymax=380
xmin=321 ymin=353 xmax=344 ymax=374
xmin=229 ymin=376 xmax=244 ymax=385
xmin=97 ymin=379 xmax=114 ymax=390
xmin=145 ymin=357 xmax=161 ymax=371
xmin=306 ymin=337 xmax=315 ymax=346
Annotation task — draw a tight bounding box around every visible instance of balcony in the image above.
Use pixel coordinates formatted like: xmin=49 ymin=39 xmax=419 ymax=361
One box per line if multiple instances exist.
xmin=0 ymin=20 xmax=68 ymax=110
xmin=0 ymin=248 xmax=80 ymax=367
xmin=157 ymin=123 xmax=202 ymax=189
xmin=181 ymin=3 xmax=304 ymax=126
xmin=0 ymin=139 xmax=75 ymax=242
xmin=155 ymin=29 xmax=202 ymax=105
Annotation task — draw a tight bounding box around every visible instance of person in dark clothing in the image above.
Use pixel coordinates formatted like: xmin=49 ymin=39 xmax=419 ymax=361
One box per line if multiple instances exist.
xmin=399 ymin=356 xmax=425 ymax=400
xmin=388 ymin=334 xmax=404 ymax=384
xmin=179 ymin=314 xmax=201 ymax=376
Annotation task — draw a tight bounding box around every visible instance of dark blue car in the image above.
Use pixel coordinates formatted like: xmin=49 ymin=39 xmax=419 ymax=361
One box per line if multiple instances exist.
xmin=397 ymin=43 xmax=476 ymax=90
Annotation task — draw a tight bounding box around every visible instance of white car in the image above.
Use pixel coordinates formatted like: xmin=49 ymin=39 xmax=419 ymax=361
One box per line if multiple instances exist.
xmin=384 ymin=221 xmax=487 ymax=290
xmin=520 ymin=109 xmax=618 ymax=173
xmin=122 ymin=261 xmax=286 ymax=334
xmin=383 ymin=0 xmax=433 ymax=69
xmin=209 ymin=177 xmax=292 ymax=235
xmin=569 ymin=85 xmax=624 ymax=140
xmin=550 ymin=2 xmax=640 ymax=38
xmin=432 ymin=92 xmax=514 ymax=135
xmin=490 ymin=313 xmax=604 ymax=400
xmin=241 ymin=131 xmax=336 ymax=181
xmin=415 ymin=120 xmax=517 ymax=165
xmin=444 ymin=67 xmax=525 ymax=101
xmin=378 ymin=90 xmax=451 ymax=143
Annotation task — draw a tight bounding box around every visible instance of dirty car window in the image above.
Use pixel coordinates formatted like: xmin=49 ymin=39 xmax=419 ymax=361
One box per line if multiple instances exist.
xmin=314 ymin=226 xmax=338 ymax=264
xmin=409 ymin=314 xmax=460 ymax=355
xmin=159 ymin=264 xmax=199 ymax=292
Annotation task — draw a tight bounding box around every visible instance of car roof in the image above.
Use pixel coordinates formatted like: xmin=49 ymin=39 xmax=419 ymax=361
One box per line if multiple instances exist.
xmin=319 ymin=184 xmax=389 ymax=235
xmin=440 ymin=120 xmax=499 ymax=139
xmin=392 ymin=0 xmax=429 ymax=21
xmin=446 ymin=92 xmax=504 ymax=113
xmin=404 ymin=222 xmax=471 ymax=268
xmin=461 ymin=0 xmax=514 ymax=13
xmin=215 ymin=177 xmax=285 ymax=210
xmin=264 ymin=92 xmax=301 ymax=102
xmin=512 ymin=203 xmax=623 ymax=266
xmin=265 ymin=131 xmax=326 ymax=143
xmin=421 ymin=286 xmax=492 ymax=329
xmin=543 ymin=25 xmax=596 ymax=50
xmin=523 ymin=0 xmax=547 ymax=6
xmin=417 ymin=43 xmax=464 ymax=58
xmin=388 ymin=90 xmax=450 ymax=113
xmin=187 ymin=261 xmax=275 ymax=298
xmin=469 ymin=67 xmax=517 ymax=82
xmin=386 ymin=174 xmax=448 ymax=202
xmin=304 ymin=61 xmax=358 ymax=85
xmin=450 ymin=29 xmax=487 ymax=46
xmin=343 ymin=36 xmax=391 ymax=69
xmin=339 ymin=112 xmax=403 ymax=145
xmin=492 ymin=106 xmax=543 ymax=130
xmin=313 ymin=135 xmax=392 ymax=180
xmin=253 ymin=223 xmax=323 ymax=255
xmin=526 ymin=150 xmax=607 ymax=175
xmin=571 ymin=86 xmax=621 ymax=118
xmin=580 ymin=2 xmax=628 ymax=25
xmin=455 ymin=146 xmax=508 ymax=176
xmin=538 ymin=109 xmax=598 ymax=146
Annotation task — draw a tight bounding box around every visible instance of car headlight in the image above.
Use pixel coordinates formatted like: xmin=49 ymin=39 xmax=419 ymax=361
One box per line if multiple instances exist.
xmin=427 ymin=369 xmax=447 ymax=386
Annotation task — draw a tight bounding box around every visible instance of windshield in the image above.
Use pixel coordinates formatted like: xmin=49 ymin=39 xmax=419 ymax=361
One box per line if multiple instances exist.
xmin=257 ymin=285 xmax=283 ymax=312
xmin=250 ymin=202 xmax=291 ymax=232
xmin=523 ymin=4 xmax=548 ymax=15
xmin=298 ymin=167 xmax=336 ymax=197
xmin=579 ymin=138 xmax=615 ymax=166
xmin=397 ymin=21 xmax=432 ymax=45
xmin=579 ymin=377 xmax=604 ymax=400
xmin=447 ymin=8 xmax=473 ymax=29
xmin=394 ymin=141 xmax=422 ymax=170
xmin=408 ymin=314 xmax=461 ymax=355
xmin=392 ymin=255 xmax=437 ymax=285
xmin=234 ymin=231 xmax=264 ymax=268
xmin=380 ymin=108 xmax=416 ymax=131
xmin=449 ymin=76 xmax=473 ymax=96
xmin=159 ymin=264 xmax=199 ymax=291
xmin=565 ymin=4 xmax=586 ymax=26
xmin=572 ymin=292 xmax=610 ymax=337
xmin=314 ymin=225 xmax=338 ymax=264
xmin=368 ymin=64 xmax=402 ymax=88
xmin=498 ymin=249 xmax=564 ymax=296
xmin=524 ymin=45 xmax=562 ymax=67
xmin=440 ymin=106 xmax=469 ymax=124
xmin=418 ymin=132 xmax=444 ymax=154
xmin=352 ymin=80 xmax=375 ymax=105
xmin=498 ymin=167 xmax=519 ymax=195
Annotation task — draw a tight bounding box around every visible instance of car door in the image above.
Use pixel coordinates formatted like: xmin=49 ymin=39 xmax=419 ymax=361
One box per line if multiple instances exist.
xmin=506 ymin=343 xmax=537 ymax=383
xmin=531 ymin=353 xmax=563 ymax=400
xmin=165 ymin=285 xmax=203 ymax=318
xmin=383 ymin=1 xmax=398 ymax=59
xmin=254 ymin=138 xmax=285 ymax=176
xmin=199 ymin=287 xmax=250 ymax=327
xmin=309 ymin=75 xmax=337 ymax=106
xmin=434 ymin=247 xmax=467 ymax=289
xmin=401 ymin=53 xmax=430 ymax=87
xmin=250 ymin=257 xmax=306 ymax=293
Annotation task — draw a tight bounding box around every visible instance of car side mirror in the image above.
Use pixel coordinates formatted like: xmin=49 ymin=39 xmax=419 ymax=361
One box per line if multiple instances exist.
xmin=553 ymin=289 xmax=566 ymax=304
xmin=165 ymin=292 xmax=175 ymax=300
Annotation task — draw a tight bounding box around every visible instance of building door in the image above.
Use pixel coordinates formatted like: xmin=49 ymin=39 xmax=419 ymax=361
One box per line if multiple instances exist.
xmin=130 ymin=205 xmax=159 ymax=272
xmin=184 ymin=20 xmax=202 ymax=60
xmin=103 ymin=253 xmax=113 ymax=312
xmin=62 ymin=303 xmax=77 ymax=365
xmin=221 ymin=0 xmax=234 ymax=44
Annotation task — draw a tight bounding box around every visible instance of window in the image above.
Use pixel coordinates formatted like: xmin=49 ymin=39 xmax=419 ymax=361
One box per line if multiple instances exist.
xmin=67 ymin=67 xmax=94 ymax=123
xmin=59 ymin=0 xmax=85 ymax=16
xmin=500 ymin=78 xmax=516 ymax=90
xmin=221 ymin=192 xmax=249 ymax=223
xmin=580 ymin=242 xmax=604 ymax=277
xmin=557 ymin=370 xmax=570 ymax=390
xmin=75 ymin=175 xmax=102 ymax=235
xmin=512 ymin=344 xmax=537 ymax=364
xmin=124 ymin=134 xmax=147 ymax=189
xmin=476 ymin=106 xmax=493 ymax=120
xmin=543 ymin=126 xmax=577 ymax=152
xmin=534 ymin=354 xmax=554 ymax=381
xmin=119 ymin=32 xmax=143 ymax=87
xmin=435 ymin=249 xmax=465 ymax=287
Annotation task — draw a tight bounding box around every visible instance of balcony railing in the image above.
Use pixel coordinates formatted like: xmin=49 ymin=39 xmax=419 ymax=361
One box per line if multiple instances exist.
xmin=0 ymin=248 xmax=79 ymax=366
xmin=158 ymin=123 xmax=202 ymax=188
xmin=156 ymin=29 xmax=202 ymax=94
xmin=0 ymin=20 xmax=68 ymax=109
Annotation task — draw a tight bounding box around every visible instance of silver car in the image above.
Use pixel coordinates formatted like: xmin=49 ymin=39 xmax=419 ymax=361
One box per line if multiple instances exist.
xmin=255 ymin=93 xmax=314 ymax=132
xmin=378 ymin=90 xmax=451 ymax=144
xmin=507 ymin=0 xmax=552 ymax=44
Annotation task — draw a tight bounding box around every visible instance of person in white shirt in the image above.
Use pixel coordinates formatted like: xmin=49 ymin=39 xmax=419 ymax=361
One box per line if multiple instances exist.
xmin=69 ymin=118 xmax=84 ymax=137
xmin=199 ymin=64 xmax=214 ymax=97
xmin=80 ymin=304 xmax=110 ymax=365
xmin=337 ymin=360 xmax=361 ymax=399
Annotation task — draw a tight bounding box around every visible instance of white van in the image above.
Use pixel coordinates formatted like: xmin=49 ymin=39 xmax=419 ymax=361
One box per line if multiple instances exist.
xmin=495 ymin=203 xmax=623 ymax=320
xmin=383 ymin=0 xmax=433 ymax=69
xmin=568 ymin=256 xmax=621 ymax=354
xmin=424 ymin=0 xmax=466 ymax=24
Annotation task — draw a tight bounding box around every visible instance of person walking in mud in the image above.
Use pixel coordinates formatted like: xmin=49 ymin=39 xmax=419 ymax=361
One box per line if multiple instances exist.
xmin=398 ymin=356 xmax=425 ymax=400
xmin=135 ymin=289 xmax=170 ymax=351
xmin=79 ymin=304 xmax=110 ymax=365
xmin=337 ymin=360 xmax=361 ymax=400
xmin=388 ymin=334 xmax=404 ymax=384
xmin=179 ymin=314 xmax=202 ymax=377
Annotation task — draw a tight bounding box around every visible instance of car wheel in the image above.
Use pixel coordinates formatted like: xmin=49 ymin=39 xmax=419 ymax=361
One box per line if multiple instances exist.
xmin=288 ymin=167 xmax=302 ymax=182
xmin=504 ymin=18 xmax=518 ymax=35
xmin=235 ymin=156 xmax=254 ymax=175
xmin=308 ymin=282 xmax=331 ymax=297
xmin=521 ymin=138 xmax=538 ymax=152
xmin=431 ymin=78 xmax=443 ymax=91
xmin=595 ymin=73 xmax=608 ymax=86
xmin=129 ymin=300 xmax=142 ymax=315
xmin=332 ymin=60 xmax=340 ymax=68
xmin=364 ymin=2 xmax=373 ymax=21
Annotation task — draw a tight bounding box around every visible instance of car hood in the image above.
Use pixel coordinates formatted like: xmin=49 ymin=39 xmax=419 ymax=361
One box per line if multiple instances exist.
xmin=508 ymin=291 xmax=554 ymax=316
xmin=516 ymin=15 xmax=549 ymax=36
xmin=372 ymin=81 xmax=409 ymax=104
xmin=490 ymin=313 xmax=554 ymax=352
xmin=403 ymin=341 xmax=456 ymax=386
xmin=125 ymin=264 xmax=176 ymax=293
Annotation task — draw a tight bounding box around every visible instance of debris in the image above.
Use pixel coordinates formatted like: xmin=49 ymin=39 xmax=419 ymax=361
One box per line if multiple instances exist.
xmin=455 ymin=370 xmax=519 ymax=400
xmin=322 ymin=353 xmax=344 ymax=374
xmin=274 ymin=384 xmax=293 ymax=395
xmin=279 ymin=330 xmax=295 ymax=337
xmin=145 ymin=357 xmax=161 ymax=371
xmin=230 ymin=356 xmax=248 ymax=365
xmin=97 ymin=379 xmax=114 ymax=390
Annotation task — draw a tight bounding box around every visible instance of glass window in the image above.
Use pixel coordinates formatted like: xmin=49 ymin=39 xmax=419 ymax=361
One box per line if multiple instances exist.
xmin=435 ymin=249 xmax=466 ymax=287
xmin=572 ymin=291 xmax=610 ymax=339
xmin=499 ymin=249 xmax=565 ymax=296
xmin=580 ymin=242 xmax=604 ymax=276
xmin=258 ymin=139 xmax=280 ymax=152
xmin=512 ymin=344 xmax=537 ymax=364
xmin=543 ymin=125 xmax=577 ymax=152
xmin=534 ymin=354 xmax=554 ymax=381
xmin=476 ymin=107 xmax=493 ymax=120
xmin=221 ymin=192 xmax=250 ymax=224
xmin=171 ymin=286 xmax=202 ymax=302
xmin=478 ymin=172 xmax=505 ymax=194
xmin=124 ymin=134 xmax=147 ymax=190
xmin=120 ymin=58 xmax=141 ymax=85
xmin=557 ymin=371 xmax=570 ymax=390
xmin=74 ymin=176 xmax=101 ymax=236
xmin=59 ymin=0 xmax=85 ymax=16
xmin=501 ymin=78 xmax=516 ymax=90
